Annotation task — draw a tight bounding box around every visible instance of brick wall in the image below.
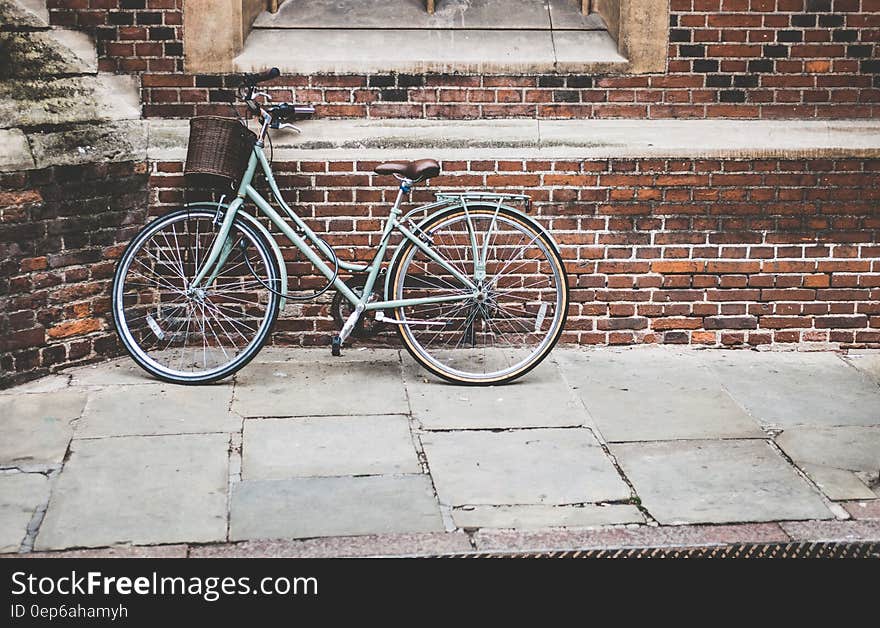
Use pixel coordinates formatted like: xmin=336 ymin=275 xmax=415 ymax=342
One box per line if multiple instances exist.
xmin=149 ymin=156 xmax=880 ymax=349
xmin=0 ymin=162 xmax=150 ymax=387
xmin=47 ymin=0 xmax=183 ymax=74
xmin=51 ymin=1 xmax=880 ymax=119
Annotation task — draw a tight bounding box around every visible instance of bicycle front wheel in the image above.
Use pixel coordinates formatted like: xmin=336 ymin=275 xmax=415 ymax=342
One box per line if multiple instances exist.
xmin=389 ymin=205 xmax=568 ymax=385
xmin=112 ymin=208 xmax=281 ymax=384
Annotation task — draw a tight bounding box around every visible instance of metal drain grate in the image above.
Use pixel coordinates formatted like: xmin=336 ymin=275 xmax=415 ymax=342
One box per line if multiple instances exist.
xmin=434 ymin=542 xmax=880 ymax=559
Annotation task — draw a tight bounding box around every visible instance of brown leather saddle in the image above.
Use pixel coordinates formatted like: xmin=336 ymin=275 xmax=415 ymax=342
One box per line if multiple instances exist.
xmin=374 ymin=159 xmax=441 ymax=181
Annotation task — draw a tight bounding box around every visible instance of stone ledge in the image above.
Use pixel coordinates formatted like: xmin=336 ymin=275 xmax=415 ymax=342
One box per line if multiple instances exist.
xmin=147 ymin=118 xmax=880 ymax=163
xmin=0 ymin=121 xmax=148 ymax=172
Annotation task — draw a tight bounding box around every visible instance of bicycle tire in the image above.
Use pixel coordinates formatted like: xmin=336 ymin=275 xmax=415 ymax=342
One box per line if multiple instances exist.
xmin=388 ymin=205 xmax=568 ymax=385
xmin=111 ymin=208 xmax=281 ymax=384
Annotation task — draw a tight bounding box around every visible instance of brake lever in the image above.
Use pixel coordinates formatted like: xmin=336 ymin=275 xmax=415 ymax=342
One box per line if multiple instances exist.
xmin=252 ymin=91 xmax=272 ymax=101
xmin=277 ymin=122 xmax=302 ymax=133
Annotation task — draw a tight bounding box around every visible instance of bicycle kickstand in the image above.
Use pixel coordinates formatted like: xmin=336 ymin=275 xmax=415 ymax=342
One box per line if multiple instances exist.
xmin=332 ymin=304 xmax=364 ymax=357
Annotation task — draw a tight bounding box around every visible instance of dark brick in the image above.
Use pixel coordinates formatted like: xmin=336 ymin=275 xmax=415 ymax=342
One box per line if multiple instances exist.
xmin=567 ymin=76 xmax=594 ymax=89
xmin=861 ymin=60 xmax=880 ymax=74
xmin=847 ymin=45 xmax=873 ymax=58
xmin=777 ymin=30 xmax=803 ymax=43
xmin=720 ymin=90 xmax=747 ymax=103
xmin=367 ymin=75 xmax=395 ymax=88
xmin=832 ymin=30 xmax=858 ymax=42
xmin=763 ymin=45 xmax=788 ymax=58
xmin=818 ymin=15 xmax=845 ymax=28
xmin=693 ymin=59 xmax=719 ymax=73
xmin=792 ymin=15 xmax=817 ymax=27
xmin=707 ymin=75 xmax=732 ymax=88
xmin=553 ymin=90 xmax=580 ymax=103
xmin=733 ymin=75 xmax=759 ymax=88
xmin=538 ymin=76 xmax=565 ymax=88
xmin=679 ymin=45 xmax=706 ymax=58
xmin=380 ymin=89 xmax=408 ymax=102
xmin=195 ymin=75 xmax=223 ymax=88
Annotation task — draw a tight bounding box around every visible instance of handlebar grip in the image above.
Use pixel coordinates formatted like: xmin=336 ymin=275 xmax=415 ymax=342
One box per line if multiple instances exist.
xmin=273 ymin=103 xmax=316 ymax=119
xmin=243 ymin=67 xmax=281 ymax=86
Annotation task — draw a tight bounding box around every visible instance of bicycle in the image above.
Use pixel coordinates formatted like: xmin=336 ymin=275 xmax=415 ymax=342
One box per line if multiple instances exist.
xmin=111 ymin=68 xmax=569 ymax=385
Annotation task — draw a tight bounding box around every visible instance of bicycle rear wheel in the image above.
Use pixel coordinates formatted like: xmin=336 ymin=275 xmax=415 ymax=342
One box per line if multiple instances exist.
xmin=389 ymin=205 xmax=568 ymax=385
xmin=112 ymin=208 xmax=281 ymax=384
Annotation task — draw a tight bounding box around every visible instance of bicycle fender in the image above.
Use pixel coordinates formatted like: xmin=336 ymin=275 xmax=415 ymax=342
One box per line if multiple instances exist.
xmin=184 ymin=202 xmax=289 ymax=309
xmin=382 ymin=202 xmax=559 ymax=301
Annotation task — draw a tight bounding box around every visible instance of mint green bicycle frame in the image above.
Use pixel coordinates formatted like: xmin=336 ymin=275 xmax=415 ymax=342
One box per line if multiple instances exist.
xmin=189 ymin=143 xmax=487 ymax=316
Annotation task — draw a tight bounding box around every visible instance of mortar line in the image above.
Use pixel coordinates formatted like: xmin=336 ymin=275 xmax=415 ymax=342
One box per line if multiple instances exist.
xmin=398 ymin=350 xmax=456 ymax=532
xmin=226 ymin=375 xmax=243 ymax=543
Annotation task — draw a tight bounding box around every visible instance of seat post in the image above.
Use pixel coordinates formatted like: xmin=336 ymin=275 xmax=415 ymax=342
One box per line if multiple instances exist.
xmin=391 ymin=177 xmax=413 ymax=216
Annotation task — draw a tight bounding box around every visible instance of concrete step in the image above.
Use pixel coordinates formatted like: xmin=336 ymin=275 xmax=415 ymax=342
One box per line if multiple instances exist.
xmin=1 ymin=28 xmax=97 ymax=78
xmin=146 ymin=118 xmax=880 ymax=163
xmin=236 ymin=27 xmax=624 ymax=74
xmin=0 ymin=74 xmax=140 ymax=129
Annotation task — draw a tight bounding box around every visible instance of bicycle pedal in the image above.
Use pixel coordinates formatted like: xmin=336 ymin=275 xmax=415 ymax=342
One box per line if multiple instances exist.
xmin=331 ymin=335 xmax=342 ymax=357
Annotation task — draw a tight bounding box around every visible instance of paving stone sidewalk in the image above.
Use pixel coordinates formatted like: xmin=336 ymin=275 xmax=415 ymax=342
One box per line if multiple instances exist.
xmin=1 ymin=346 xmax=879 ymax=557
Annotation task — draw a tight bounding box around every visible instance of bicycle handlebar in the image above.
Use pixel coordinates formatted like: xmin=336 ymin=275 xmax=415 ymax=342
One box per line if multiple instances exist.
xmin=242 ymin=67 xmax=280 ymax=86
xmin=237 ymin=68 xmax=316 ymax=127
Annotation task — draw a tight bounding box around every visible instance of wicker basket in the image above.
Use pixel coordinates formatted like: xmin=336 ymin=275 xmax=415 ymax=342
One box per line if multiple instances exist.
xmin=184 ymin=116 xmax=257 ymax=186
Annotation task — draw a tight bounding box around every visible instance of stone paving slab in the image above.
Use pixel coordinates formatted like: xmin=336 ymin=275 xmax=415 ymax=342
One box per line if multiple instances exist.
xmin=233 ymin=361 xmax=409 ymax=417
xmin=843 ymin=352 xmax=880 ymax=386
xmin=775 ymin=427 xmax=880 ymax=500
xmin=421 ymin=428 xmax=631 ymax=506
xmin=780 ymin=520 xmax=880 ymax=542
xmin=0 ymin=473 xmax=48 ymax=553
xmin=703 ymin=351 xmax=880 ymax=427
xmin=776 ymin=426 xmax=880 ymax=471
xmin=452 ymin=504 xmax=643 ymax=529
xmin=473 ymin=522 xmax=791 ymax=552
xmin=242 ymin=415 xmax=420 ymax=479
xmin=798 ymin=464 xmax=876 ymax=501
xmin=557 ymin=349 xmax=762 ymax=442
xmin=611 ymin=440 xmax=834 ymax=525
xmin=36 ymin=434 xmax=229 ymax=550
xmin=230 ymin=474 xmax=443 ymax=541
xmin=77 ymin=385 xmax=240 ymax=438
xmin=405 ymin=359 xmax=587 ymax=430
xmin=191 ymin=532 xmax=473 ymax=558
xmin=0 ymin=390 xmax=86 ymax=466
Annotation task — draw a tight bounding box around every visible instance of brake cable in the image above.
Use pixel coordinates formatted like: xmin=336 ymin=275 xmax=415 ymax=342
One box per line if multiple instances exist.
xmin=235 ymin=233 xmax=340 ymax=302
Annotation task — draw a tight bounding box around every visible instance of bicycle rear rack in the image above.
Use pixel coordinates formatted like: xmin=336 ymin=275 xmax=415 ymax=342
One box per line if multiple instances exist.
xmin=435 ymin=191 xmax=532 ymax=213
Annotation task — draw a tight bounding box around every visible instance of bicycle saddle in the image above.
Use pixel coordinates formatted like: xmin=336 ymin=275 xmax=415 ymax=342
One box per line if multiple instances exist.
xmin=374 ymin=159 xmax=440 ymax=181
